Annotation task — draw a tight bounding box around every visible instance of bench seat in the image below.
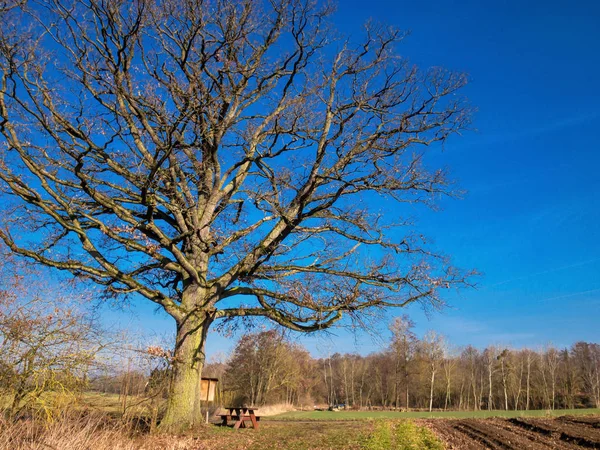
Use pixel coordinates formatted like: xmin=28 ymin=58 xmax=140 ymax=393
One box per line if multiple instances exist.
xmin=220 ymin=414 xmax=261 ymax=421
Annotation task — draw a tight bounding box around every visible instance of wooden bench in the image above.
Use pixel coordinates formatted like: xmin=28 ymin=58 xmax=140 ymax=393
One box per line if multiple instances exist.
xmin=220 ymin=407 xmax=260 ymax=429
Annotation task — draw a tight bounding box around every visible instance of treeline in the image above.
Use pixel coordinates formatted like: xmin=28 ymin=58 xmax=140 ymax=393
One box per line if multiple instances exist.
xmin=2 ymin=251 xmax=598 ymax=417
xmin=204 ymin=317 xmax=600 ymax=412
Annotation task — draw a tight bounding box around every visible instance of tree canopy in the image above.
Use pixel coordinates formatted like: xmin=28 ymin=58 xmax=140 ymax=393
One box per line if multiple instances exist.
xmin=0 ymin=0 xmax=472 ymax=428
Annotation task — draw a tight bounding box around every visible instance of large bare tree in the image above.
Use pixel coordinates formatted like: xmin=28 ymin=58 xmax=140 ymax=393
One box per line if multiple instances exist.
xmin=0 ymin=0 xmax=471 ymax=428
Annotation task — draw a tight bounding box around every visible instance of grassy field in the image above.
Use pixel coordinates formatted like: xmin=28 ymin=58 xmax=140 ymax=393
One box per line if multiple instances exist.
xmin=269 ymin=407 xmax=600 ymax=421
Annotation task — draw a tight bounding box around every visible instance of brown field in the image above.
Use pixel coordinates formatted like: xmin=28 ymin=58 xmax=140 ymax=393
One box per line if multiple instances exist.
xmin=423 ymin=415 xmax=600 ymax=449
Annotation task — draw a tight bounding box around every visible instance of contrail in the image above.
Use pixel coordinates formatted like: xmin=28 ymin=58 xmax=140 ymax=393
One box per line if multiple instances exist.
xmin=489 ymin=258 xmax=600 ymax=288
xmin=536 ymin=288 xmax=600 ymax=304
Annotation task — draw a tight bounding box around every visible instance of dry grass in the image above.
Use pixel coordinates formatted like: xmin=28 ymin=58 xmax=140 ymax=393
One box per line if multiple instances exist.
xmin=219 ymin=402 xmax=296 ymax=417
xmin=0 ymin=411 xmax=375 ymax=450
xmin=0 ymin=413 xmax=140 ymax=450
xmin=0 ymin=412 xmax=224 ymax=450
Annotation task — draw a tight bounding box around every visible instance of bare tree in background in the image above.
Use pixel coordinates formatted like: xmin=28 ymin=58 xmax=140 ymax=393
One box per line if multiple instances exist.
xmin=525 ymin=349 xmax=533 ymax=410
xmin=572 ymin=342 xmax=600 ymax=408
xmin=483 ymin=346 xmax=499 ymax=411
xmin=0 ymin=0 xmax=471 ymax=428
xmin=421 ymin=330 xmax=445 ymax=412
xmin=0 ymin=254 xmax=105 ymax=420
xmin=389 ymin=314 xmax=416 ymax=409
xmin=497 ymin=348 xmax=509 ymax=410
xmin=442 ymin=344 xmax=456 ymax=411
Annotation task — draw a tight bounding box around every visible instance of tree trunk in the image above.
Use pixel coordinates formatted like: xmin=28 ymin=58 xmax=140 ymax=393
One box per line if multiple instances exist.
xmin=359 ymin=367 xmax=365 ymax=408
xmin=488 ymin=364 xmax=493 ymax=410
xmin=501 ymin=359 xmax=508 ymax=410
xmin=470 ymin=372 xmax=476 ymax=410
xmin=526 ymin=354 xmax=531 ymax=411
xmin=445 ymin=376 xmax=451 ymax=411
xmin=514 ymin=358 xmax=523 ymax=411
xmin=160 ymin=307 xmax=213 ymax=430
xmin=351 ymin=359 xmax=356 ymax=407
xmin=405 ymin=352 xmax=410 ymax=411
xmin=479 ymin=373 xmax=485 ymax=411
xmin=343 ymin=360 xmax=350 ymax=407
xmin=323 ymin=362 xmax=330 ymax=406
xmin=429 ymin=367 xmax=436 ymax=412
xmin=394 ymin=358 xmax=400 ymax=409
xmin=551 ymin=377 xmax=556 ymax=410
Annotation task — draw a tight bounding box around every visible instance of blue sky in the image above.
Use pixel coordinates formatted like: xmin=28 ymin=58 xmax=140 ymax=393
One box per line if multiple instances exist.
xmin=103 ymin=0 xmax=600 ymax=357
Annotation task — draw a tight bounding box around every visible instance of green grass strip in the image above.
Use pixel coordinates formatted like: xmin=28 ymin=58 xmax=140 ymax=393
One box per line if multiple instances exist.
xmin=268 ymin=408 xmax=600 ymax=421
xmin=362 ymin=420 xmax=444 ymax=450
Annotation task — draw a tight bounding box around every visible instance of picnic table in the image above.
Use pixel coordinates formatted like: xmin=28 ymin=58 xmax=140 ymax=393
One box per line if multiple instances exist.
xmin=220 ymin=406 xmax=260 ymax=429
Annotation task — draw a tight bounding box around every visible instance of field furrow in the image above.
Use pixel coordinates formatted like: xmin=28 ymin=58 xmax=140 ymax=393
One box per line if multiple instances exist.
xmin=424 ymin=415 xmax=600 ymax=449
xmin=510 ymin=417 xmax=600 ymax=448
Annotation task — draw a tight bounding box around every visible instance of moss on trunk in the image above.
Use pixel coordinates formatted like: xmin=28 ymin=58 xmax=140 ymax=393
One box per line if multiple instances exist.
xmin=159 ymin=311 xmax=212 ymax=431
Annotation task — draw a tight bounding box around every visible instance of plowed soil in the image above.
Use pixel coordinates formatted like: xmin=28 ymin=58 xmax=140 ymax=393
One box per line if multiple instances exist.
xmin=423 ymin=415 xmax=600 ymax=449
